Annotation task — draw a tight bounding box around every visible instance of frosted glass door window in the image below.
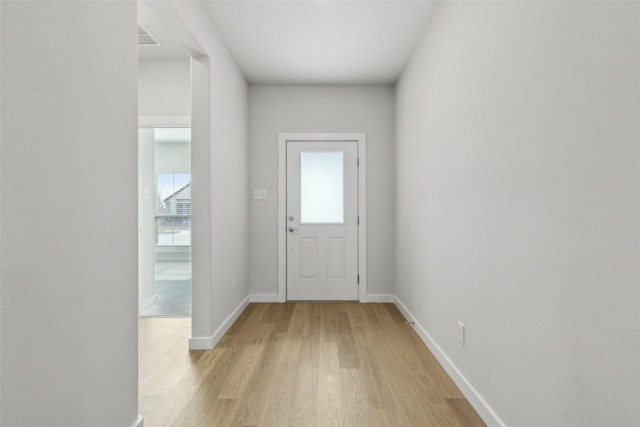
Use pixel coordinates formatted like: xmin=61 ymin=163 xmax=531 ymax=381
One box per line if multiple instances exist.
xmin=300 ymin=152 xmax=344 ymax=223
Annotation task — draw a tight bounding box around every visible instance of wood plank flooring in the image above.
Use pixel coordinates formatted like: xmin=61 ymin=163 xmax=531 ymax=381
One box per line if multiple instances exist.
xmin=139 ymin=302 xmax=486 ymax=427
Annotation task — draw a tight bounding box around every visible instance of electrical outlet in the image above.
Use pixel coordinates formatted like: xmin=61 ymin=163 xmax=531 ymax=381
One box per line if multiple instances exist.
xmin=457 ymin=321 xmax=465 ymax=345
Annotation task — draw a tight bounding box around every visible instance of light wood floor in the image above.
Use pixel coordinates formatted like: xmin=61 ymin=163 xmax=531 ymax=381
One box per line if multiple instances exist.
xmin=139 ymin=302 xmax=486 ymax=427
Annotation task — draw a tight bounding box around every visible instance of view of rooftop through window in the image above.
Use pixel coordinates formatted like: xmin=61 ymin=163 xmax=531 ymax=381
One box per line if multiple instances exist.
xmin=156 ymin=172 xmax=191 ymax=246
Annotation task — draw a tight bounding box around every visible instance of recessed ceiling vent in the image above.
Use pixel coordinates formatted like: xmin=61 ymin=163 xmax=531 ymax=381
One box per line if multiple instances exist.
xmin=138 ymin=24 xmax=161 ymax=46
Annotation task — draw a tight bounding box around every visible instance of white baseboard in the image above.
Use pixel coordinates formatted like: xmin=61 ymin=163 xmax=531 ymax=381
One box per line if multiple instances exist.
xmin=188 ymin=296 xmax=250 ymax=350
xmin=363 ymin=294 xmax=396 ymax=303
xmin=393 ymin=297 xmax=506 ymax=427
xmin=188 ymin=335 xmax=214 ymax=350
xmin=250 ymin=293 xmax=282 ymax=302
xmin=249 ymin=294 xmax=395 ymax=303
xmin=132 ymin=415 xmax=144 ymax=427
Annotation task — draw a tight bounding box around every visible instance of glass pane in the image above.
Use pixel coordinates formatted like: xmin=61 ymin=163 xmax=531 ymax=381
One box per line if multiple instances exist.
xmin=301 ymin=152 xmax=344 ymax=223
xmin=155 ymin=172 xmax=191 ymax=246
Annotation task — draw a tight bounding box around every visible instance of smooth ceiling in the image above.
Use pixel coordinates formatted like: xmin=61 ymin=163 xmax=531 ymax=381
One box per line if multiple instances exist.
xmin=140 ymin=1 xmax=438 ymax=85
xmin=138 ymin=2 xmax=190 ymax=61
xmin=203 ymin=1 xmax=437 ymax=84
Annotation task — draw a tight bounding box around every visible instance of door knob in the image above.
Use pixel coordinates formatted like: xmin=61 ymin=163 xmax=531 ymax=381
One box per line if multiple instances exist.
xmin=288 ymin=227 xmax=298 ymax=232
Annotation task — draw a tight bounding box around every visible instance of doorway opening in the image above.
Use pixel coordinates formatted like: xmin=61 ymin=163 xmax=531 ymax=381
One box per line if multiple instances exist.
xmin=139 ymin=127 xmax=192 ymax=317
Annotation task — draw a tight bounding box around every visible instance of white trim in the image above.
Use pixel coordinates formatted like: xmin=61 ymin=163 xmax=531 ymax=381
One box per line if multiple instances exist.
xmin=189 ymin=56 xmax=213 ymax=354
xmin=278 ymin=137 xmax=287 ymax=302
xmin=138 ymin=116 xmax=191 ymax=128
xmin=393 ymin=297 xmax=506 ymax=427
xmin=250 ymin=293 xmax=281 ymax=303
xmin=188 ymin=296 xmax=250 ymax=350
xmin=357 ymin=139 xmax=367 ymax=303
xmin=278 ymin=133 xmax=367 ymax=302
xmin=132 ymin=415 xmax=144 ymax=427
xmin=363 ymin=294 xmax=395 ymax=303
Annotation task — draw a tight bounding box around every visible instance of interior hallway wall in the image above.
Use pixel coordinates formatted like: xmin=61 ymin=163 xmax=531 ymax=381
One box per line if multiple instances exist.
xmin=1 ymin=2 xmax=139 ymax=425
xmin=160 ymin=1 xmax=250 ymax=348
xmin=138 ymin=60 xmax=190 ymax=119
xmin=395 ymin=2 xmax=640 ymax=426
xmin=249 ymin=85 xmax=395 ymax=298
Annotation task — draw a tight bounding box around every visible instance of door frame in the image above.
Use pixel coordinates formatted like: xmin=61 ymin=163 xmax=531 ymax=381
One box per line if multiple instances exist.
xmin=278 ymin=133 xmax=367 ymax=302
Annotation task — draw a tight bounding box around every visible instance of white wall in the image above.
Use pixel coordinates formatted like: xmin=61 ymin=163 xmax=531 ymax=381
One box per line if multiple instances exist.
xmin=1 ymin=2 xmax=139 ymax=426
xmin=138 ymin=60 xmax=190 ymax=118
xmin=249 ymin=85 xmax=395 ymax=298
xmin=396 ymin=2 xmax=640 ymax=426
xmin=155 ymin=140 xmax=190 ymax=171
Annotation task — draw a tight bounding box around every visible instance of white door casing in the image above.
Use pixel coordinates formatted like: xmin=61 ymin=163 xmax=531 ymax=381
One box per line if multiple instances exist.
xmin=278 ymin=133 xmax=367 ymax=302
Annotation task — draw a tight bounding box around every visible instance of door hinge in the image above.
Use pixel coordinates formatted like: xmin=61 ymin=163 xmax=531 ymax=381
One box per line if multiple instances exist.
xmin=357 ymin=275 xmax=360 ymax=284
xmin=357 ymin=216 xmax=360 ymax=225
xmin=357 ymin=157 xmax=360 ymax=167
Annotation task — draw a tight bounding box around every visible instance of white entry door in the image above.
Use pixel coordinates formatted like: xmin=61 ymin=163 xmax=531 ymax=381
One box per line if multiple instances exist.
xmin=286 ymin=141 xmax=359 ymax=300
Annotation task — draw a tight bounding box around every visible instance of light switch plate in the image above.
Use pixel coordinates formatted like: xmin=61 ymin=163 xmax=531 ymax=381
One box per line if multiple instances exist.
xmin=253 ymin=189 xmax=267 ymax=200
